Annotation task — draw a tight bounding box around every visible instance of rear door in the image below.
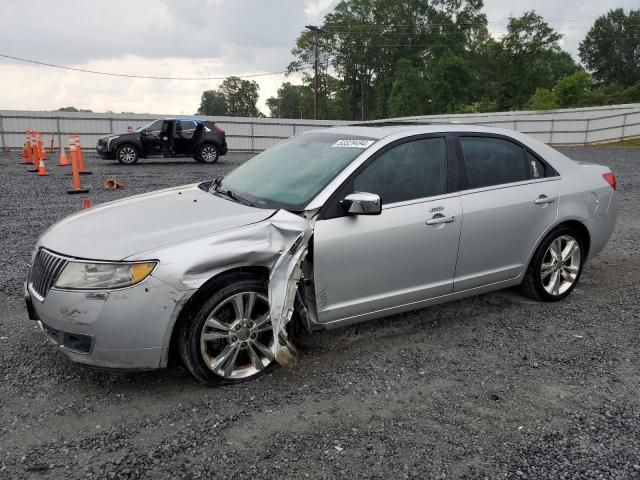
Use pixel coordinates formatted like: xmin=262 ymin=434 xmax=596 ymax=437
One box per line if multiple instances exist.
xmin=453 ymin=135 xmax=560 ymax=292
xmin=174 ymin=120 xmax=197 ymax=154
xmin=313 ymin=136 xmax=462 ymax=323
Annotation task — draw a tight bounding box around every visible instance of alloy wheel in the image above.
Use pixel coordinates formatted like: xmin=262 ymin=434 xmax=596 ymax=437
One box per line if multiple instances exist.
xmin=540 ymin=234 xmax=581 ymax=296
xmin=119 ymin=147 xmax=137 ymax=164
xmin=201 ymin=146 xmax=218 ymax=163
xmin=199 ymin=291 xmax=274 ymax=379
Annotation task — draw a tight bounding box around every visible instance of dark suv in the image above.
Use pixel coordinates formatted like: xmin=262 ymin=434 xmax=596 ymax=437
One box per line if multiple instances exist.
xmin=96 ymin=118 xmax=228 ymax=165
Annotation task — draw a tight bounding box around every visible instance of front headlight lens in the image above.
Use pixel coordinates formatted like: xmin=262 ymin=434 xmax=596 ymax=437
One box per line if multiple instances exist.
xmin=55 ymin=261 xmax=157 ymax=290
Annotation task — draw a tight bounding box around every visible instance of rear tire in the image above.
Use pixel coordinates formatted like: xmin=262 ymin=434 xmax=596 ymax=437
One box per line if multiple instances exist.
xmin=178 ymin=274 xmax=281 ymax=386
xmin=115 ymin=145 xmax=139 ymax=165
xmin=520 ymin=226 xmax=584 ymax=302
xmin=197 ymin=144 xmax=220 ymax=164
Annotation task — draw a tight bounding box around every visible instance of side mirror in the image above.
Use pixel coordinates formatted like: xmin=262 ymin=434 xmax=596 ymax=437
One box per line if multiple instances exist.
xmin=341 ymin=192 xmax=382 ymax=215
xmin=140 ymin=129 xmax=148 ymax=136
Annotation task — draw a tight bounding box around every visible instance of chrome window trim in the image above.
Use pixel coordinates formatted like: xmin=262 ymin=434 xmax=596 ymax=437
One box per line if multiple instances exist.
xmin=459 ymin=176 xmax=561 ymax=196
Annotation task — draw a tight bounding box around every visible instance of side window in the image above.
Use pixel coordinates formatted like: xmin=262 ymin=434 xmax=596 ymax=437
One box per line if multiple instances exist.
xmin=460 ymin=137 xmax=527 ymax=189
xmin=147 ymin=120 xmax=164 ymax=137
xmin=353 ymin=137 xmax=447 ymax=204
xmin=527 ymin=151 xmax=547 ymax=179
xmin=176 ymin=120 xmax=196 ymax=139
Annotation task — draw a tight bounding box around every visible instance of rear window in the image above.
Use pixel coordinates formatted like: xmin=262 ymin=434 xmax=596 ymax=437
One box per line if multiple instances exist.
xmin=460 ymin=137 xmax=527 ymax=189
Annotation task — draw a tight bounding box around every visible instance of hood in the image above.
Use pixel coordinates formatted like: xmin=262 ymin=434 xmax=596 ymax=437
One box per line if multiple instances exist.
xmin=39 ymin=184 xmax=276 ymax=260
xmin=101 ymin=132 xmax=139 ymax=142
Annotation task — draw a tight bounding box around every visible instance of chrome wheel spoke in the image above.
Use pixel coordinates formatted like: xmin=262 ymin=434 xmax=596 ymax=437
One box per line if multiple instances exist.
xmin=210 ymin=342 xmax=238 ymax=372
xmin=253 ymin=312 xmax=270 ymax=329
xmin=251 ymin=340 xmax=275 ymax=362
xmin=541 ymin=263 xmax=555 ymax=280
xmin=562 ymin=240 xmax=579 ymax=261
xmin=205 ymin=316 xmax=231 ymax=333
xmin=201 ymin=331 xmax=228 ymax=342
xmin=223 ymin=344 xmax=241 ymax=378
xmin=247 ymin=343 xmax=265 ymax=371
xmin=551 ymin=270 xmax=562 ymax=295
xmin=564 ymin=264 xmax=579 ymax=274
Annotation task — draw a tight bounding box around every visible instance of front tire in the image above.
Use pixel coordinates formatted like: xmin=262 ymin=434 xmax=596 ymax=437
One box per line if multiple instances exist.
xmin=115 ymin=145 xmax=139 ymax=165
xmin=197 ymin=144 xmax=220 ymax=164
xmin=520 ymin=227 xmax=584 ymax=302
xmin=178 ymin=275 xmax=279 ymax=386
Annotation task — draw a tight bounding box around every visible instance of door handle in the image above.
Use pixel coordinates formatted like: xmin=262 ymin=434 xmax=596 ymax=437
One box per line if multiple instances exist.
xmin=426 ymin=214 xmax=456 ymax=226
xmin=534 ymin=195 xmax=557 ymax=205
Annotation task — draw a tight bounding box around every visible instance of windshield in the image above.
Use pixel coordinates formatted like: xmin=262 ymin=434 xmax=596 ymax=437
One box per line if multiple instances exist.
xmin=217 ymin=132 xmax=376 ymax=210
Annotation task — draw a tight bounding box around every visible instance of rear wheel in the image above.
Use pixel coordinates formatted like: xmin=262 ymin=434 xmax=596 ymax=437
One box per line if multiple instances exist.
xmin=115 ymin=145 xmax=139 ymax=165
xmin=197 ymin=144 xmax=220 ymax=164
xmin=520 ymin=227 xmax=584 ymax=302
xmin=178 ymin=275 xmax=279 ymax=385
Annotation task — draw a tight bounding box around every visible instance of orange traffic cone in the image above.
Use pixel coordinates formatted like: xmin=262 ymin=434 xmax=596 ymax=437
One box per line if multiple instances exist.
xmin=67 ymin=143 xmax=89 ymax=194
xmin=58 ymin=145 xmax=70 ymax=166
xmin=37 ymin=158 xmax=48 ymax=176
xmin=28 ymin=137 xmax=41 ymax=172
xmin=23 ymin=130 xmax=32 ymax=164
xmin=75 ymin=135 xmax=91 ymax=175
xmin=48 ymin=135 xmax=55 ymax=154
xmin=38 ymin=133 xmax=46 ymax=160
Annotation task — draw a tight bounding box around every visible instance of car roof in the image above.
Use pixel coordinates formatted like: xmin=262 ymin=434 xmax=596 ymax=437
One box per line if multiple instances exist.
xmin=311 ymin=123 xmax=527 ymax=140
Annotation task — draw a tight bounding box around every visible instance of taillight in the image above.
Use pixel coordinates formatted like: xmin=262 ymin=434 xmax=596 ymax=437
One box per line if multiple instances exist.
xmin=212 ymin=123 xmax=225 ymax=134
xmin=602 ymin=172 xmax=617 ymax=190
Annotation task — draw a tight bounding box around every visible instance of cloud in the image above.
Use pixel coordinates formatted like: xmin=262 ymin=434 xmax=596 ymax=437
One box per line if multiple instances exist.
xmin=0 ymin=0 xmax=635 ymax=115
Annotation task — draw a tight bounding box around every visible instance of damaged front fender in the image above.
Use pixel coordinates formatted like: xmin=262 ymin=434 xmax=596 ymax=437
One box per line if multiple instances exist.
xmin=133 ymin=209 xmax=316 ymax=367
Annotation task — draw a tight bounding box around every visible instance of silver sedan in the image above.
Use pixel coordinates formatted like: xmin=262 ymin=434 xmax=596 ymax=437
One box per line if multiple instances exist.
xmin=25 ymin=125 xmax=617 ymax=385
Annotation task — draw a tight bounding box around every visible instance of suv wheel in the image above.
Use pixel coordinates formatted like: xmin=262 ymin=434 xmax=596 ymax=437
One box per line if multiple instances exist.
xmin=520 ymin=227 xmax=584 ymax=302
xmin=197 ymin=144 xmax=220 ymax=164
xmin=116 ymin=145 xmax=139 ymax=165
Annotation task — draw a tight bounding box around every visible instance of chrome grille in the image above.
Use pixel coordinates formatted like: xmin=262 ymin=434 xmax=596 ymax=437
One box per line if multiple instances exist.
xmin=29 ymin=249 xmax=68 ymax=300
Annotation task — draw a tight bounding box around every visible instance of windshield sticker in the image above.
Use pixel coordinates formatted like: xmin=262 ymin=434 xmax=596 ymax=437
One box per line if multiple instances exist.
xmin=332 ymin=139 xmax=375 ymax=148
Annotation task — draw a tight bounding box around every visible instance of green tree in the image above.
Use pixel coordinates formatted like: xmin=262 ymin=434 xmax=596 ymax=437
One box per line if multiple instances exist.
xmin=387 ymin=59 xmax=428 ymax=117
xmin=579 ymin=9 xmax=640 ymax=87
xmin=495 ymin=11 xmax=577 ymax=110
xmin=220 ymin=77 xmax=260 ymax=117
xmin=197 ymin=90 xmax=228 ymax=116
xmin=197 ymin=77 xmax=260 ymax=117
xmin=527 ymin=88 xmax=559 ymax=110
xmin=57 ymin=106 xmax=93 ymax=112
xmin=266 ymin=82 xmax=313 ymax=119
xmin=554 ymin=71 xmax=593 ymax=107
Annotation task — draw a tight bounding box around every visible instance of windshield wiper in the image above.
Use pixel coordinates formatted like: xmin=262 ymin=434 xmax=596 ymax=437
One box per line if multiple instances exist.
xmin=215 ymin=188 xmax=255 ymax=207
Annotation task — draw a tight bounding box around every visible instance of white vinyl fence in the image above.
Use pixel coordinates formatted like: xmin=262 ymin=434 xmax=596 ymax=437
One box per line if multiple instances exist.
xmin=1 ymin=103 xmax=639 ymax=152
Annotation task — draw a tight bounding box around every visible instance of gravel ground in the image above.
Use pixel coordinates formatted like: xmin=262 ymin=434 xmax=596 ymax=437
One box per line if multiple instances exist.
xmin=0 ymin=147 xmax=639 ymax=479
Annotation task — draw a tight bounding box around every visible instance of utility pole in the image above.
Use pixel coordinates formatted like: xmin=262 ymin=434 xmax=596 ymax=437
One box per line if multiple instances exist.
xmin=306 ymin=25 xmax=321 ymax=120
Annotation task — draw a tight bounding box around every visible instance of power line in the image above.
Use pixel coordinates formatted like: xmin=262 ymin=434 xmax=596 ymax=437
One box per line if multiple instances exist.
xmin=0 ymin=53 xmax=310 ymax=80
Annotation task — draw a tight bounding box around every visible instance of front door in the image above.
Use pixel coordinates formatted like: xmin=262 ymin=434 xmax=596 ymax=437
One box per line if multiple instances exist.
xmin=140 ymin=119 xmax=165 ymax=156
xmin=313 ymin=136 xmax=462 ymax=324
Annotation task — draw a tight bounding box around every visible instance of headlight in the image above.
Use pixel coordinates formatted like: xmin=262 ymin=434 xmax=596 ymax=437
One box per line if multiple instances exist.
xmin=54 ymin=261 xmax=157 ymax=290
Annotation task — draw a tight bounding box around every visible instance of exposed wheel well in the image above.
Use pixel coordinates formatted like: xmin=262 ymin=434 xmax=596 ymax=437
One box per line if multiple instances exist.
xmin=167 ymin=266 xmax=269 ymax=367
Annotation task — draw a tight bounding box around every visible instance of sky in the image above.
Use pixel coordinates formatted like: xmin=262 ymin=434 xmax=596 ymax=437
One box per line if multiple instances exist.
xmin=0 ymin=0 xmax=637 ymax=115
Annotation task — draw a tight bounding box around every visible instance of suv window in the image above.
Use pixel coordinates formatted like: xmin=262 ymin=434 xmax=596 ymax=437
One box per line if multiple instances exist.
xmin=460 ymin=137 xmax=527 ymax=189
xmin=147 ymin=120 xmax=164 ymax=137
xmin=353 ymin=137 xmax=448 ymax=205
xmin=176 ymin=120 xmax=196 ymax=138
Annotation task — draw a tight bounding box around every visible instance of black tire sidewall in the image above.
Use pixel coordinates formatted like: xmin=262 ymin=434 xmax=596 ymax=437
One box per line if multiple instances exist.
xmin=198 ymin=144 xmax=219 ymax=164
xmin=530 ymin=227 xmax=585 ymax=302
xmin=116 ymin=144 xmax=139 ymax=165
xmin=179 ymin=275 xmax=276 ymax=386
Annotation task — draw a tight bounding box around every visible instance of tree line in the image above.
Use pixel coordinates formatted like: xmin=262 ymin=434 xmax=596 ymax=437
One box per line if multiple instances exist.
xmin=197 ymin=3 xmax=640 ymax=120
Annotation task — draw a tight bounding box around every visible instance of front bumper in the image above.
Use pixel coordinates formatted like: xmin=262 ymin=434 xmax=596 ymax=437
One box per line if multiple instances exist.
xmin=96 ymin=143 xmax=115 ymax=159
xmin=26 ymin=276 xmax=194 ymax=370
